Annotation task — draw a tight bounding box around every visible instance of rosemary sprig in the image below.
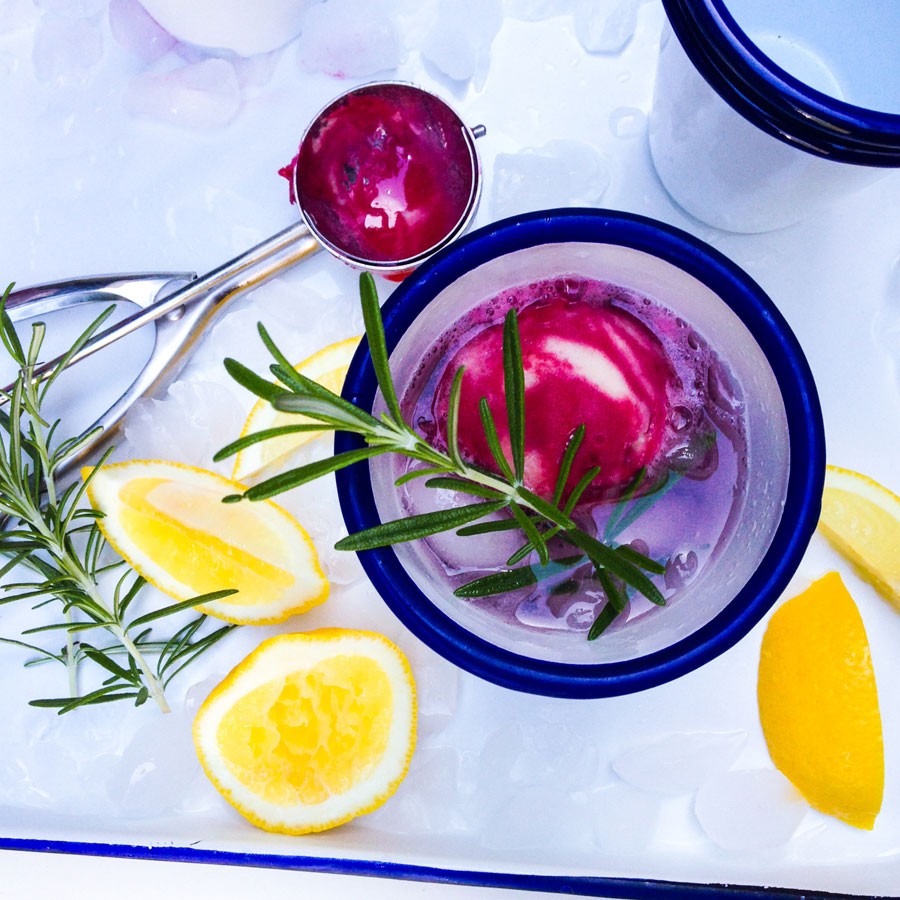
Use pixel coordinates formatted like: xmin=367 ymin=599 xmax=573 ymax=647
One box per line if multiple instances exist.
xmin=0 ymin=283 xmax=237 ymax=712
xmin=217 ymin=273 xmax=672 ymax=640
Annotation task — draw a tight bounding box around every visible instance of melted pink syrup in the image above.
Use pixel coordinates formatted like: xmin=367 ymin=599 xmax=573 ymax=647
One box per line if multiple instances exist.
xmin=281 ymin=84 xmax=474 ymax=265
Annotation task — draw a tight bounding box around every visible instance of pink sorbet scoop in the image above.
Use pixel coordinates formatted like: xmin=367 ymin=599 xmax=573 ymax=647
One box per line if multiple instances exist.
xmin=433 ymin=295 xmax=675 ymax=502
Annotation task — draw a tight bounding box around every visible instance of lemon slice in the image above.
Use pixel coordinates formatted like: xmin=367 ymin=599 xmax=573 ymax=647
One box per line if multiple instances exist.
xmin=193 ymin=629 xmax=416 ymax=834
xmin=86 ymin=460 xmax=328 ymax=624
xmin=758 ymin=572 xmax=884 ymax=829
xmin=232 ymin=336 xmax=360 ymax=482
xmin=819 ymin=465 xmax=900 ymax=609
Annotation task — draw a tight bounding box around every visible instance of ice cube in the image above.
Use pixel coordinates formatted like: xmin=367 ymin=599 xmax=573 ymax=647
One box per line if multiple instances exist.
xmin=404 ymin=640 xmax=460 ymax=732
xmin=32 ymin=14 xmax=103 ymax=85
xmin=490 ymin=140 xmax=611 ymax=220
xmin=0 ymin=0 xmax=39 ymax=33
xmin=232 ymin=48 xmax=281 ymax=89
xmin=574 ymin=0 xmax=647 ymax=55
xmin=694 ymin=769 xmax=807 ymax=851
xmin=398 ymin=473 xmax=524 ymax=570
xmin=361 ymin=746 xmax=463 ymax=835
xmin=296 ymin=0 xmax=404 ymax=78
xmin=135 ymin=0 xmax=311 ymax=56
xmin=480 ymin=786 xmax=594 ymax=852
xmin=121 ymin=379 xmax=243 ymax=471
xmin=109 ymin=0 xmax=177 ymax=62
xmin=591 ymin=782 xmax=660 ymax=850
xmin=510 ymin=716 xmax=601 ymax=791
xmin=503 ymin=0 xmax=572 ymax=21
xmin=35 ymin=0 xmax=107 ymax=17
xmin=124 ymin=58 xmax=242 ymax=129
xmin=612 ymin=731 xmax=747 ymax=795
xmin=106 ymin=712 xmax=204 ymax=817
xmin=420 ymin=0 xmax=502 ymax=85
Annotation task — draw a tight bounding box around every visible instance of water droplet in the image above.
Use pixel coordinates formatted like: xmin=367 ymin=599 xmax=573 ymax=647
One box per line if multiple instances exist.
xmin=609 ymin=106 xmax=646 ymax=139
xmin=668 ymin=404 xmax=692 ymax=433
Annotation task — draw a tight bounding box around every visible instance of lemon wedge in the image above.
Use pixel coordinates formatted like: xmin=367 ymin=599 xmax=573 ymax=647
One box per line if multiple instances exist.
xmin=193 ymin=629 xmax=416 ymax=834
xmin=758 ymin=572 xmax=883 ymax=829
xmin=232 ymin=336 xmax=360 ymax=482
xmin=819 ymin=465 xmax=900 ymax=609
xmin=85 ymin=460 xmax=328 ymax=624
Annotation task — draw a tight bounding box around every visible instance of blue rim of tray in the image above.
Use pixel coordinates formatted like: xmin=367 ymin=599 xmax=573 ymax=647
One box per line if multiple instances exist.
xmin=335 ymin=208 xmax=825 ymax=699
xmin=0 ymin=836 xmax=893 ymax=899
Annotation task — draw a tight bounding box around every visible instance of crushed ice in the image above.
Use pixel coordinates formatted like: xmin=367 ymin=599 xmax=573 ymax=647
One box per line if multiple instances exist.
xmin=296 ymin=0 xmax=405 ymax=78
xmin=694 ymin=770 xmax=807 ymax=851
xmin=612 ymin=731 xmax=747 ymax=795
xmin=124 ymin=58 xmax=242 ymax=128
xmin=491 ymin=140 xmax=611 ymax=219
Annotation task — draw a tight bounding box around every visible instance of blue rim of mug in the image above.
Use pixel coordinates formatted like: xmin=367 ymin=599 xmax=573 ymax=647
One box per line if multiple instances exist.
xmin=662 ymin=0 xmax=900 ymax=165
xmin=335 ymin=209 xmax=825 ymax=699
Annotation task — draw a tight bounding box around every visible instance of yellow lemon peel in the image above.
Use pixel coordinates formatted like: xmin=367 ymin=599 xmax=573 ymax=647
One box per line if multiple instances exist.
xmin=758 ymin=572 xmax=883 ymax=829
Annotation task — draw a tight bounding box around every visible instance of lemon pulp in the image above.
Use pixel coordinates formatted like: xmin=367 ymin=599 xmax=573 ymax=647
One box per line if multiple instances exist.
xmin=118 ymin=476 xmax=294 ymax=604
xmin=217 ymin=655 xmax=392 ymax=806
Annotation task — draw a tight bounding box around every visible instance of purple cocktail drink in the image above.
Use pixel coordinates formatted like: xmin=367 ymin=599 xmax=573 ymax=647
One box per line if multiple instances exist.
xmin=398 ymin=275 xmax=747 ymax=636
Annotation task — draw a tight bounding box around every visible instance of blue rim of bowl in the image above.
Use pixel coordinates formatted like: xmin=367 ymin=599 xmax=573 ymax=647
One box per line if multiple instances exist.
xmin=335 ymin=208 xmax=825 ymax=699
xmin=662 ymin=0 xmax=900 ymax=165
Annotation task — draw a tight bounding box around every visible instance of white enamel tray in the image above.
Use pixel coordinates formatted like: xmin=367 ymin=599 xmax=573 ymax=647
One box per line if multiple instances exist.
xmin=2 ymin=3 xmax=900 ymax=897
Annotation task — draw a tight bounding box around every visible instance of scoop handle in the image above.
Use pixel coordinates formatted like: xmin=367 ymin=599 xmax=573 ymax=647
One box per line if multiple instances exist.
xmin=14 ymin=220 xmax=320 ymax=391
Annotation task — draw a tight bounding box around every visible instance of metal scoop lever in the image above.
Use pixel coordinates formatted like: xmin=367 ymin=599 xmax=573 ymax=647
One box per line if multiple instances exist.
xmin=4 ymin=220 xmax=320 ymax=401
xmin=3 ymin=221 xmax=320 ymax=483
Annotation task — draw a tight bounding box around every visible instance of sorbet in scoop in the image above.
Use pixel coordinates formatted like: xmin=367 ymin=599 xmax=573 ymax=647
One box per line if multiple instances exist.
xmin=288 ymin=84 xmax=476 ymax=265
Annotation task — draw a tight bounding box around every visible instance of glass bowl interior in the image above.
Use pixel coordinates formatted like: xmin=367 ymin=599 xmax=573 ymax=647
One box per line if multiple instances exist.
xmin=336 ymin=210 xmax=824 ymax=697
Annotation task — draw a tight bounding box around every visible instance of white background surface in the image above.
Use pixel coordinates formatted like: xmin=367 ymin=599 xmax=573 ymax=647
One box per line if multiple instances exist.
xmin=2 ymin=1 xmax=900 ymax=898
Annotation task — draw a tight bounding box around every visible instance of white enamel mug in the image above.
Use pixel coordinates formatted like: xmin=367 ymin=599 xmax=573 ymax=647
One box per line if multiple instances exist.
xmin=649 ymin=0 xmax=900 ymax=232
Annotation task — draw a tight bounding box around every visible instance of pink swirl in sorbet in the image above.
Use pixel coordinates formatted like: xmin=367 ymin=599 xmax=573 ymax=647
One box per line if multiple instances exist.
xmin=286 ymin=84 xmax=476 ymax=265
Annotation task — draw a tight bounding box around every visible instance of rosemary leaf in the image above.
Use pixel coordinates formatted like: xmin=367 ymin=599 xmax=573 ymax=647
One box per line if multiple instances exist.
xmin=595 ymin=568 xmax=627 ymax=612
xmin=446 ymin=366 xmax=466 ymax=469
xmin=502 ymin=308 xmax=526 ymax=483
xmin=360 ymin=272 xmax=404 ymax=424
xmin=587 ymin=601 xmax=621 ymax=641
xmin=336 ymin=499 xmax=509 ymax=551
xmin=394 ymin=465 xmax=451 ymax=487
xmin=455 ymin=518 xmax=521 ymax=537
xmin=222 ymin=357 xmax=284 ymax=403
xmin=454 ymin=566 xmax=537 ymax=597
xmin=508 ymin=502 xmax=549 ymax=566
xmin=240 ymin=446 xmax=388 ymax=501
xmin=272 ymin=392 xmax=378 ymax=431
xmin=566 ymin=529 xmax=666 ymax=606
xmin=214 ymin=423 xmax=338 ymax=463
xmin=126 ymin=589 xmax=238 ymax=630
xmin=552 ymin=424 xmax=586 ymax=507
xmin=615 ymin=543 xmax=667 ymax=575
xmin=479 ymin=397 xmax=515 ymax=482
xmin=423 ymin=476 xmax=505 ymax=500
